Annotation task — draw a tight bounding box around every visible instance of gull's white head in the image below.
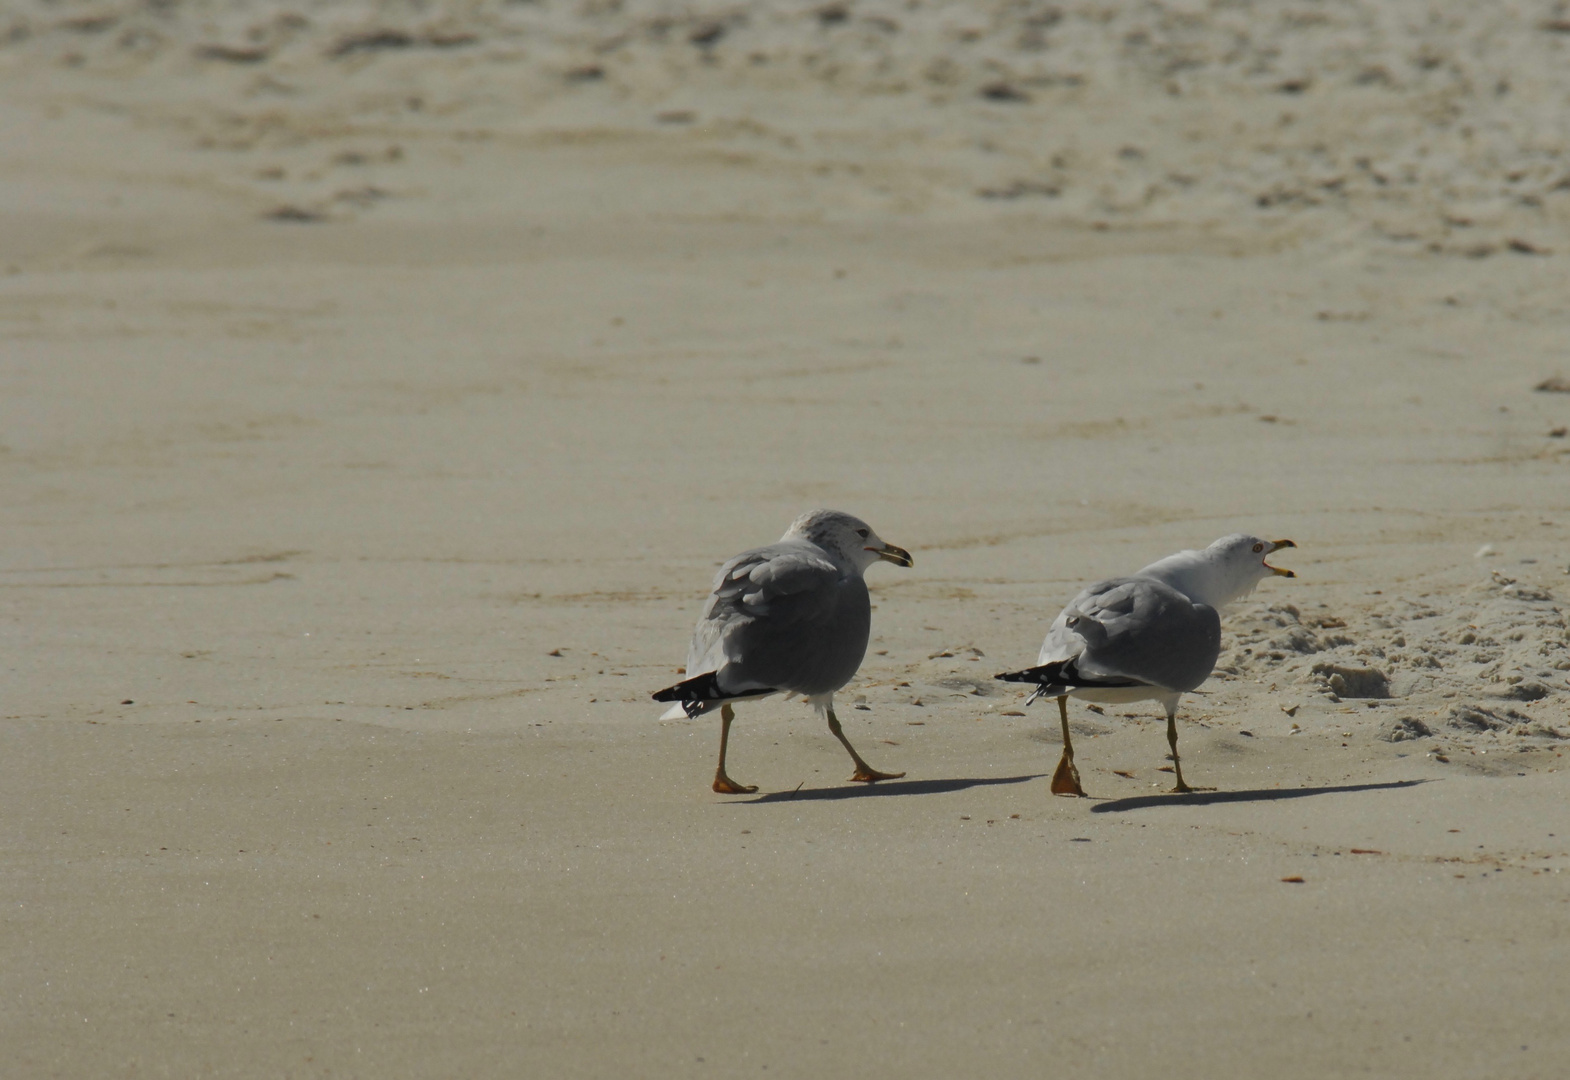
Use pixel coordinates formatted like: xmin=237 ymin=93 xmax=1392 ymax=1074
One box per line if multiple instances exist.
xmin=1138 ymin=533 xmax=1296 ymax=609
xmin=784 ymin=509 xmax=914 ymax=573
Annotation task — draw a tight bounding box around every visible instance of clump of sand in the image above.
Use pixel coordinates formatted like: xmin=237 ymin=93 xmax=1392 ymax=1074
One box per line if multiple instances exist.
xmin=1220 ymin=567 xmax=1569 ymax=755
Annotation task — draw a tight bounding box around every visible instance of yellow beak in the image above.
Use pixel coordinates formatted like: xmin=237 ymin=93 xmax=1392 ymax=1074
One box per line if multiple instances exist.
xmin=1266 ymin=539 xmax=1296 ymax=577
xmin=870 ymin=543 xmax=913 ymax=568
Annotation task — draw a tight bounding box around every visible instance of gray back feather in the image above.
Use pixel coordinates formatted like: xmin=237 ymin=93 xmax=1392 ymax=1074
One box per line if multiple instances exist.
xmin=1037 ymin=576 xmax=1221 ymax=693
xmin=687 ymin=540 xmax=871 ymax=697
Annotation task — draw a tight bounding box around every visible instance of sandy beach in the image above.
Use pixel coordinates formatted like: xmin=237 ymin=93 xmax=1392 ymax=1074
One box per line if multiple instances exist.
xmin=3 ymin=2 xmax=1570 ymax=1076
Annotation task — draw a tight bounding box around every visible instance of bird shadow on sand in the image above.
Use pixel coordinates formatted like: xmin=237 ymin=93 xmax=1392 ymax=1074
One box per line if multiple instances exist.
xmin=741 ymin=774 xmax=1046 ymax=803
xmin=1090 ymin=778 xmax=1431 ymax=813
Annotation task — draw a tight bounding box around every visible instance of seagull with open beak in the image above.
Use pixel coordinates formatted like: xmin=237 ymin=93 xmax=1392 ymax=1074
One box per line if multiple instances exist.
xmin=997 ymin=535 xmax=1297 ymax=795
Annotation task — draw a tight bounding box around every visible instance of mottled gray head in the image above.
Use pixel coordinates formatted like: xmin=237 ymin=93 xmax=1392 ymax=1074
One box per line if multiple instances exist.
xmin=783 ymin=509 xmax=913 ymax=572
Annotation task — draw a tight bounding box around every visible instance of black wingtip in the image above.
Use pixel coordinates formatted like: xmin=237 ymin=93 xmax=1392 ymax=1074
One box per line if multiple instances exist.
xmin=652 ymin=679 xmax=715 ymax=719
xmin=995 ymin=669 xmax=1040 ymax=683
xmin=652 ymin=672 xmax=779 ymax=714
xmin=995 ymin=659 xmax=1141 ymax=692
xmin=995 ymin=663 xmax=1059 ymax=684
xmin=653 ymin=671 xmax=719 ymax=703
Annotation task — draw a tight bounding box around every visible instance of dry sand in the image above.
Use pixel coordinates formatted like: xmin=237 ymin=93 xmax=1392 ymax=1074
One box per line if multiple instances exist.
xmin=3 ymin=2 xmax=1570 ymax=1076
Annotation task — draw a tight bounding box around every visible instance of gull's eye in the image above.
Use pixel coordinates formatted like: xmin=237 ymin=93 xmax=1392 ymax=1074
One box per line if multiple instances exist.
xmin=856 ymin=529 xmax=870 ymax=539
xmin=1252 ymin=542 xmax=1264 ymax=553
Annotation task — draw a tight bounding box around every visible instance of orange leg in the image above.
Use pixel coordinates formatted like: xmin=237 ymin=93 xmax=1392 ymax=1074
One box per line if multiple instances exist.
xmin=712 ymin=704 xmax=757 ymax=794
xmin=827 ymin=706 xmax=904 ymax=783
xmin=1166 ymin=709 xmax=1210 ymax=794
xmin=1050 ymin=695 xmax=1087 ymax=797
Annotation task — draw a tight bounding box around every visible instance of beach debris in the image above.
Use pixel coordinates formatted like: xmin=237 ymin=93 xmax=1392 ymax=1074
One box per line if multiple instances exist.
xmin=334 ymin=185 xmax=388 ymax=208
xmin=934 ymin=675 xmax=993 ymax=696
xmin=330 ymin=29 xmax=415 ymax=55
xmin=928 ymin=645 xmax=984 ymax=659
xmin=978 ymin=180 xmax=1061 ymax=200
xmin=1489 ymin=571 xmax=1553 ymax=600
xmin=1507 ymin=238 xmax=1551 ymax=255
xmin=328 ymin=29 xmax=476 ymax=58
xmin=193 ymin=44 xmax=268 ymax=63
xmin=1536 ymin=376 xmax=1570 ymax=393
xmin=1474 ymin=544 xmax=1495 ymax=558
xmin=263 ymin=205 xmax=325 ymax=223
xmin=980 ymin=81 xmax=1030 ymax=102
xmin=1281 ymin=876 xmax=1305 ymax=883
xmin=688 ymin=21 xmax=727 ymax=48
xmin=1280 ymin=703 xmax=1299 ymax=717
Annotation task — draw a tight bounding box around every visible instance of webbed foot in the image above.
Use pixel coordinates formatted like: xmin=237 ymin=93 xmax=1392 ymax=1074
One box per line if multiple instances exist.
xmin=712 ymin=773 xmax=758 ymax=795
xmin=1050 ymin=751 xmax=1087 ymax=797
xmin=848 ymin=767 xmax=905 ymax=784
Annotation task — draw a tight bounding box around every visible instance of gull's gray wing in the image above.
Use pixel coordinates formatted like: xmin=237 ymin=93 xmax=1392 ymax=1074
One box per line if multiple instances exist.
xmin=685 ymin=541 xmax=871 ymax=698
xmin=1036 ymin=576 xmax=1220 ymax=693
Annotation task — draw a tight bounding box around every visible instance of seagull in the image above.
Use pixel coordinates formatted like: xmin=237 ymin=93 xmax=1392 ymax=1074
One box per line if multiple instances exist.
xmin=996 ymin=535 xmax=1296 ymax=795
xmin=653 ymin=510 xmax=913 ymax=794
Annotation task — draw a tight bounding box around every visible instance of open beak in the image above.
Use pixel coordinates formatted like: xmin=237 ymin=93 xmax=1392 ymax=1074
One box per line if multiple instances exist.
xmin=869 ymin=542 xmax=913 ymax=568
xmin=1265 ymin=539 xmax=1296 ymax=578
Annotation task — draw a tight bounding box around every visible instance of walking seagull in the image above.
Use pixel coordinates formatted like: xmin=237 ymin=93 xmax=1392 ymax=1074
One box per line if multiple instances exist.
xmin=996 ymin=535 xmax=1295 ymax=795
xmin=653 ymin=510 xmax=913 ymax=794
